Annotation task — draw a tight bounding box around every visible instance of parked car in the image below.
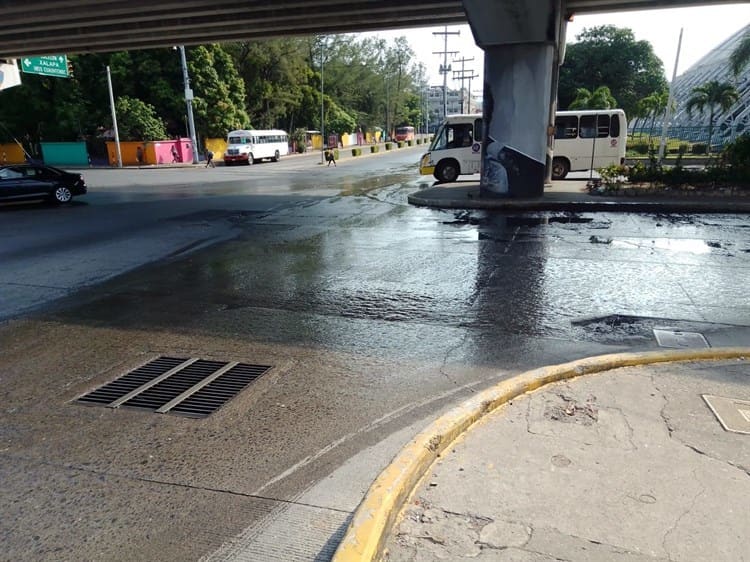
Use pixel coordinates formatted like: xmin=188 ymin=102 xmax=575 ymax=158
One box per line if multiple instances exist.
xmin=0 ymin=164 xmax=87 ymax=204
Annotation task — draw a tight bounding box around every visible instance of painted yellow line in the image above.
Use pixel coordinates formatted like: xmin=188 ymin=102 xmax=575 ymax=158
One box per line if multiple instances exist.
xmin=331 ymin=347 xmax=750 ymax=562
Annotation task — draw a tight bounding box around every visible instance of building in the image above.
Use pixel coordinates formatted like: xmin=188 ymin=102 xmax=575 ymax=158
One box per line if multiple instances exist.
xmin=647 ymin=25 xmax=749 ymax=149
xmin=427 ymin=85 xmax=480 ymax=131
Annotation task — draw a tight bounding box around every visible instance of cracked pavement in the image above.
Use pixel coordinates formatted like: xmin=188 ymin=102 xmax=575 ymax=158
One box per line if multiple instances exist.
xmin=384 ymin=359 xmax=750 ymax=562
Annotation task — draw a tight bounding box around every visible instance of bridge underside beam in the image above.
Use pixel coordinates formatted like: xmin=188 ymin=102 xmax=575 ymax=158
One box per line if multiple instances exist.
xmin=0 ymin=0 xmax=466 ymax=58
xmin=0 ymin=0 xmax=740 ymax=58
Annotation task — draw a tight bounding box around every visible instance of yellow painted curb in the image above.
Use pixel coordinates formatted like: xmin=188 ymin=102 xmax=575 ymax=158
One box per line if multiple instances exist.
xmin=331 ymin=348 xmax=750 ymax=562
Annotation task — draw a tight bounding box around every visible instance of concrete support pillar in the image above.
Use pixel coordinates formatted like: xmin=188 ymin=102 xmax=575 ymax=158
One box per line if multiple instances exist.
xmin=463 ymin=0 xmax=565 ymax=198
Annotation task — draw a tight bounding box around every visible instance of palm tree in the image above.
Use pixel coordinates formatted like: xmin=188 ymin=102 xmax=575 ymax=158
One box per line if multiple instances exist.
xmin=568 ymin=86 xmax=617 ymax=110
xmin=729 ymin=30 xmax=750 ymax=76
xmin=641 ymin=91 xmax=673 ymax=143
xmin=685 ymin=80 xmax=740 ymax=154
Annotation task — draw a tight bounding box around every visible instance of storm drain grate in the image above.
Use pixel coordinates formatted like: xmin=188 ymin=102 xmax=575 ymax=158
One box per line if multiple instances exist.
xmin=77 ymin=357 xmax=271 ymax=418
xmin=653 ymin=328 xmax=710 ymax=349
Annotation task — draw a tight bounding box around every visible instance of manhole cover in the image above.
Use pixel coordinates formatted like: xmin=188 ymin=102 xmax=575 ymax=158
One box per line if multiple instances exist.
xmin=653 ymin=328 xmax=709 ymax=348
xmin=702 ymin=395 xmax=750 ymax=434
xmin=77 ymin=356 xmax=271 ymax=418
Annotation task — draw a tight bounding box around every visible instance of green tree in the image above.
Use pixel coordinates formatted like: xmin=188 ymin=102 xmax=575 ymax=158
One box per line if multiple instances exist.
xmin=558 ymin=25 xmax=668 ymax=120
xmin=227 ymin=38 xmax=309 ymax=130
xmin=685 ymin=80 xmax=740 ymax=154
xmin=113 ymin=96 xmax=167 ymax=140
xmin=640 ymin=91 xmax=674 ymax=141
xmin=567 ymin=86 xmax=617 ymax=109
xmin=188 ymin=45 xmax=249 ymax=137
xmin=729 ymin=30 xmax=750 ymax=76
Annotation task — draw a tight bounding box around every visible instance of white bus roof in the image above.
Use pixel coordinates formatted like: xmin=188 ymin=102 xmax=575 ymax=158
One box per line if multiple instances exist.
xmin=556 ymin=109 xmax=625 ymax=116
xmin=227 ymin=129 xmax=288 ymax=136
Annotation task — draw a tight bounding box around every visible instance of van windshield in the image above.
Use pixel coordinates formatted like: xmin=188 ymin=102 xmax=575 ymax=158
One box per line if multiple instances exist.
xmin=430 ymin=123 xmax=473 ymax=151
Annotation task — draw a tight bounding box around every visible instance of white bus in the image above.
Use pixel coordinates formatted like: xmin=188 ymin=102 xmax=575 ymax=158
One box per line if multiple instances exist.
xmin=419 ymin=114 xmax=483 ymax=183
xmin=419 ymin=109 xmax=627 ymax=182
xmin=223 ymin=129 xmax=289 ymax=165
xmin=552 ymin=109 xmax=627 ymax=179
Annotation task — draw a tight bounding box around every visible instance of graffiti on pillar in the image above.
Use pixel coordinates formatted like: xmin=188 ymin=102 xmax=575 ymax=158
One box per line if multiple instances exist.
xmin=480 ymin=44 xmax=552 ymax=198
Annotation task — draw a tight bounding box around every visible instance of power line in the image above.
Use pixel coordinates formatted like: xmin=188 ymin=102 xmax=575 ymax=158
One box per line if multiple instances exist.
xmin=432 ymin=26 xmax=460 ymax=118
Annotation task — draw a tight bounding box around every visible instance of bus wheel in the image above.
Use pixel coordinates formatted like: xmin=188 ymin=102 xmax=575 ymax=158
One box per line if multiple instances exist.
xmin=247 ymin=154 xmax=254 ymax=165
xmin=551 ymin=157 xmax=569 ymax=180
xmin=435 ymin=160 xmax=459 ymax=183
xmin=272 ymin=150 xmax=280 ymax=162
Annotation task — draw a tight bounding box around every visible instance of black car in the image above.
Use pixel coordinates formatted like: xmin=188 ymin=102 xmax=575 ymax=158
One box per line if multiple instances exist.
xmin=0 ymin=164 xmax=87 ymax=204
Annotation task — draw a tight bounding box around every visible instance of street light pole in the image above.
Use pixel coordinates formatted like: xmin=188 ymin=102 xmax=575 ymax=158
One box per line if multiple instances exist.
xmin=105 ymin=65 xmax=122 ymax=168
xmin=320 ymin=37 xmax=326 ymax=164
xmin=178 ymin=45 xmax=200 ymax=165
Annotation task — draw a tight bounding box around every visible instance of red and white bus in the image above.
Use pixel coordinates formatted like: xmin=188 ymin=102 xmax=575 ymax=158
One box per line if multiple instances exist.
xmin=394 ymin=126 xmax=415 ymax=142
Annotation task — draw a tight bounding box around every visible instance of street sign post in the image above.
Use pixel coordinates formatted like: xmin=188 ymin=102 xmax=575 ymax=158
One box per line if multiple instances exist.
xmin=21 ymin=55 xmax=69 ymax=78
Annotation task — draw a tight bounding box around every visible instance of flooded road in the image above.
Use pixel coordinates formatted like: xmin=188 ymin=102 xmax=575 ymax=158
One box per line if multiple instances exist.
xmin=1 ymin=148 xmax=749 ymax=560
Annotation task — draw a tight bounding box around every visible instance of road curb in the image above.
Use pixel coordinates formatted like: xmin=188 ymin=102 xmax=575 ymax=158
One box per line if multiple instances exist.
xmin=331 ymin=347 xmax=750 ymax=562
xmin=407 ymin=191 xmax=750 ymax=213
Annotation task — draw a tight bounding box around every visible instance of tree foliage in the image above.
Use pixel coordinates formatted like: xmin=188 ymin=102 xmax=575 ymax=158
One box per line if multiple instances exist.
xmin=730 ymin=30 xmax=750 ymax=76
xmin=114 ymin=96 xmax=167 ymax=140
xmin=685 ymin=80 xmax=739 ymax=153
xmin=567 ymin=86 xmax=617 ymax=110
xmin=558 ymin=25 xmax=668 ymax=120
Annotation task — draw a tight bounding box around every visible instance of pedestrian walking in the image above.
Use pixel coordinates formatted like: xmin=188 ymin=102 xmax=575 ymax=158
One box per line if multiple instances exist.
xmin=205 ymin=150 xmax=215 ymax=168
xmin=171 ymin=145 xmax=179 ymax=163
xmin=325 ymin=149 xmax=336 ymax=167
xmin=136 ymin=145 xmax=144 ymax=166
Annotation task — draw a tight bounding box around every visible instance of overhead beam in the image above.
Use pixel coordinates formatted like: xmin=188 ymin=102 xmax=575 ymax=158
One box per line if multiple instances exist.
xmin=0 ymin=0 xmax=739 ymax=59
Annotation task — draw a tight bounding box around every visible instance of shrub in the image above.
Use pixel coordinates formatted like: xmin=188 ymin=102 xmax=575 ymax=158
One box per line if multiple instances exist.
xmin=598 ymin=164 xmax=629 ymax=191
xmin=385 ymin=142 xmax=393 ymax=151
xmin=692 ymin=143 xmax=707 ymax=155
xmin=351 ymin=148 xmax=362 ymax=157
xmin=630 ymin=142 xmax=650 ymax=155
xmin=370 ymin=145 xmax=379 ymax=153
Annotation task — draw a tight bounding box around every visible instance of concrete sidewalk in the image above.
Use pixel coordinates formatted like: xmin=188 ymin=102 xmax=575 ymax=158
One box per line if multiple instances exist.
xmin=333 ymin=350 xmax=750 ymax=562
xmin=408 ymin=180 xmax=750 ymax=213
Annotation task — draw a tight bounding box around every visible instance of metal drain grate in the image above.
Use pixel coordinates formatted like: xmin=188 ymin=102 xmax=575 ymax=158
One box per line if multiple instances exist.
xmin=653 ymin=328 xmax=709 ymax=348
xmin=77 ymin=357 xmax=271 ymax=418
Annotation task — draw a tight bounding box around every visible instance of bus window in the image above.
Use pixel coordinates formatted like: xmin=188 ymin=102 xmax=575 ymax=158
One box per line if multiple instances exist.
xmin=473 ymin=118 xmax=484 ymax=142
xmin=579 ymin=116 xmax=597 ymax=138
xmin=610 ymin=114 xmax=621 ymax=137
xmin=555 ymin=115 xmax=578 ymax=139
xmin=596 ymin=115 xmax=611 ymax=137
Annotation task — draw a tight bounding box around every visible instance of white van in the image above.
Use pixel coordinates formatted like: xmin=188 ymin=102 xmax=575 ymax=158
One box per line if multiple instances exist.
xmin=224 ymin=129 xmax=289 ymax=165
xmin=420 ymin=110 xmax=628 ymax=182
xmin=419 ymin=114 xmax=483 ymax=183
xmin=551 ymin=109 xmax=627 ymax=179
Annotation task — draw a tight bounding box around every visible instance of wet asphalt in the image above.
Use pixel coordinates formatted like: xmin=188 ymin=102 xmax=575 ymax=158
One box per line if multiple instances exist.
xmin=1 ymin=148 xmax=749 ymax=560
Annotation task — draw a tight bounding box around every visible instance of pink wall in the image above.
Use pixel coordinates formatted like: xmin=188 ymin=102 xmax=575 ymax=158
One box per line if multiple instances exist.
xmin=152 ymin=138 xmax=193 ymax=165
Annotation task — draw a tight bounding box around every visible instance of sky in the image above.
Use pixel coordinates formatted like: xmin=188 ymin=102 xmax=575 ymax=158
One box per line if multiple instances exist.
xmin=364 ymin=3 xmax=750 ymax=92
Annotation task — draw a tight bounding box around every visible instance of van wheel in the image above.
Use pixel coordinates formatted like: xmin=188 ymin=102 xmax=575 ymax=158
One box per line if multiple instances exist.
xmin=551 ymin=157 xmax=570 ymax=180
xmin=272 ymin=150 xmax=280 ymax=162
xmin=435 ymin=160 xmax=459 ymax=183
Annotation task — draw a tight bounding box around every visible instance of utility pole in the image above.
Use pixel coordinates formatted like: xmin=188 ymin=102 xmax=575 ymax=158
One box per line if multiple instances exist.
xmin=433 ymin=26 xmax=459 ymax=119
xmin=659 ymin=28 xmax=683 ymax=163
xmin=452 ymin=57 xmax=476 ymax=114
xmin=320 ymin=36 xmax=326 ymax=164
xmin=105 ymin=65 xmax=122 ymax=168
xmin=178 ymin=45 xmax=200 ymax=164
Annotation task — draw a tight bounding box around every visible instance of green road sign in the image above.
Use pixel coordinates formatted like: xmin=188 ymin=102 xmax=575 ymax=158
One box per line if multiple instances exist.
xmin=21 ymin=55 xmax=69 ymax=78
